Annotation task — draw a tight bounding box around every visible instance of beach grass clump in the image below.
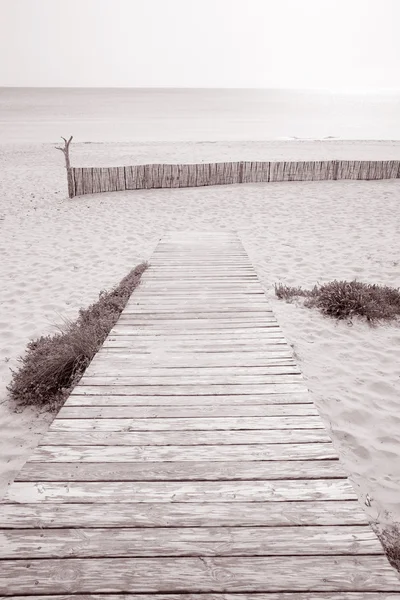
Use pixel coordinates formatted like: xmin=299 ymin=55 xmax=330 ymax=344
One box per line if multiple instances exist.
xmin=379 ymin=525 xmax=400 ymax=573
xmin=275 ymin=280 xmax=400 ymax=323
xmin=274 ymin=284 xmax=316 ymax=301
xmin=7 ymin=262 xmax=147 ymax=410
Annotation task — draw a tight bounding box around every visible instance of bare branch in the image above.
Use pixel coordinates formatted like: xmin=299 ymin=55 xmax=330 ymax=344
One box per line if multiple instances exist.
xmin=56 ymin=136 xmax=74 ymax=198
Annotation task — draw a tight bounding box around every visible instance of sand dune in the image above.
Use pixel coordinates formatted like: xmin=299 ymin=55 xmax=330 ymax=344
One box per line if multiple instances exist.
xmin=0 ymin=140 xmax=399 ymax=532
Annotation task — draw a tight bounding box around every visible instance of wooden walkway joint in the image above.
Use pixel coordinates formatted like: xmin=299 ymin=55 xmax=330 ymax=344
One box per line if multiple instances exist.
xmin=1 ymin=231 xmax=399 ymax=598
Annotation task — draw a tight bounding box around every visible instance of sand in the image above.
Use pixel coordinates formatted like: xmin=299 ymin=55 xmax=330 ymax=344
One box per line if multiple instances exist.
xmin=0 ymin=140 xmax=399 ymax=532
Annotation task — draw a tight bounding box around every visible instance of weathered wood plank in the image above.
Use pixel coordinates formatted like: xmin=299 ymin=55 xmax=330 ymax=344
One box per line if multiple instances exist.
xmin=15 ymin=459 xmax=344 ymax=481
xmin=0 ymin=526 xmax=383 ymax=559
xmin=89 ymin=354 xmax=296 ymax=366
xmin=84 ymin=366 xmax=302 ymax=379
xmin=78 ymin=376 xmax=304 ymax=387
xmin=57 ymin=403 xmax=316 ymax=418
xmin=72 ymin=383 xmax=308 ymax=395
xmin=1 ymin=556 xmax=399 ymax=594
xmin=0 ymin=500 xmax=369 ymax=528
xmin=3 ymin=595 xmax=399 ymax=600
xmin=79 ymin=375 xmax=304 ymax=388
xmin=28 ymin=443 xmax=338 ymax=462
xmin=126 ymin=303 xmax=270 ymax=308
xmin=66 ymin=392 xmax=311 ymax=405
xmin=110 ymin=327 xmax=283 ymax=335
xmin=102 ymin=340 xmax=289 ymax=349
xmin=49 ymin=416 xmax=322 ymax=432
xmin=5 ymin=480 xmax=356 ymax=503
xmin=123 ymin=307 xmax=273 ymax=313
xmin=27 ymin=428 xmax=333 ymax=446
xmin=117 ymin=318 xmax=278 ymax=325
xmin=110 ymin=319 xmax=280 ymax=332
xmin=105 ymin=331 xmax=285 ymax=339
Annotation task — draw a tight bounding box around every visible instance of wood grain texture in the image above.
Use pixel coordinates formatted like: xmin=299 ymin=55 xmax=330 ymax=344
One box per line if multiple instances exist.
xmin=15 ymin=459 xmax=344 ymax=481
xmin=65 ymin=393 xmax=311 ymax=405
xmin=83 ymin=366 xmax=302 ymax=378
xmin=1 ymin=556 xmax=399 ymax=594
xmin=3 ymin=595 xmax=400 ymax=600
xmin=49 ymin=415 xmax=323 ymax=431
xmin=0 ymin=500 xmax=369 ymax=528
xmin=71 ymin=384 xmax=309 ymax=395
xmin=89 ymin=355 xmax=297 ymax=367
xmin=5 ymin=480 xmax=356 ymax=503
xmin=27 ymin=442 xmax=339 ymax=462
xmin=57 ymin=403 xmax=316 ymax=418
xmin=31 ymin=428 xmax=333 ymax=446
xmin=0 ymin=526 xmax=383 ymax=559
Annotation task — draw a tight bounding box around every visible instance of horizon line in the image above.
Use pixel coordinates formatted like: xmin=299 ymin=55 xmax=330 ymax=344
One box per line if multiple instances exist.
xmin=1 ymin=85 xmax=400 ymax=94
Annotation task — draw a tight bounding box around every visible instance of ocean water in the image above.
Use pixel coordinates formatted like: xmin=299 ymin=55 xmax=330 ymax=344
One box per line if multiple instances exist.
xmin=1 ymin=87 xmax=400 ymax=143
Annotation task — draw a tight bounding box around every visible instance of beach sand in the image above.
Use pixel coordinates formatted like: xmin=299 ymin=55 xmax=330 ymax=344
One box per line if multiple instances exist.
xmin=0 ymin=140 xmax=399 ymax=533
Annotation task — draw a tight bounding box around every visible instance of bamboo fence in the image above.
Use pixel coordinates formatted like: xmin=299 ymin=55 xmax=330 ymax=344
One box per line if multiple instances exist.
xmin=69 ymin=160 xmax=400 ymax=197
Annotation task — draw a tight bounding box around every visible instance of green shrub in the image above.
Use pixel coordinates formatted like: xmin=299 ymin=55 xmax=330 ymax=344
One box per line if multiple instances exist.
xmin=7 ymin=263 xmax=147 ymax=410
xmin=275 ymin=280 xmax=400 ymax=323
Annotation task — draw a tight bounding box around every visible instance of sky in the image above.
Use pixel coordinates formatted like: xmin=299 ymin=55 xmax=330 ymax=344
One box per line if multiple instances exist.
xmin=0 ymin=0 xmax=399 ymax=90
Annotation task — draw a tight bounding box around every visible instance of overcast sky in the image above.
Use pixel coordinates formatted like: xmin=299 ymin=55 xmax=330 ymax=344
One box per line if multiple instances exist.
xmin=0 ymin=0 xmax=399 ymax=90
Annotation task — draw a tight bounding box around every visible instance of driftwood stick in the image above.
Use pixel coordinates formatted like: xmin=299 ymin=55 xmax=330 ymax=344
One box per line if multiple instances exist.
xmin=56 ymin=135 xmax=74 ymax=198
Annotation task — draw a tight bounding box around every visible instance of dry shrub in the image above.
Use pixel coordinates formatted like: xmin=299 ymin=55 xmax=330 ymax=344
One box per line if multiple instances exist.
xmin=379 ymin=525 xmax=400 ymax=573
xmin=7 ymin=263 xmax=147 ymax=410
xmin=274 ymin=283 xmax=315 ymax=301
xmin=275 ymin=279 xmax=400 ymax=323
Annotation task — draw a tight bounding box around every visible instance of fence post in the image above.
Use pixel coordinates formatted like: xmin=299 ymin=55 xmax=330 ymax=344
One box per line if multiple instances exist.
xmin=56 ymin=136 xmax=75 ymax=198
xmin=333 ymin=160 xmax=339 ymax=181
xmin=238 ymin=161 xmax=244 ymax=184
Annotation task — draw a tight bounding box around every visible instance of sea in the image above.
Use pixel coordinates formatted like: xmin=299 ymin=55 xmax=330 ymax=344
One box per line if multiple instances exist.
xmin=1 ymin=87 xmax=400 ymax=143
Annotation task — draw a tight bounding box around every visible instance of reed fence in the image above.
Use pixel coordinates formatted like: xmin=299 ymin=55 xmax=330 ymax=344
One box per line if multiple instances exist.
xmin=69 ymin=160 xmax=400 ymax=197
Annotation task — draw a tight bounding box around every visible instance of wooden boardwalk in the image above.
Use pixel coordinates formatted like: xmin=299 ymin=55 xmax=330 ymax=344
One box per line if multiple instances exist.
xmin=1 ymin=231 xmax=399 ymax=598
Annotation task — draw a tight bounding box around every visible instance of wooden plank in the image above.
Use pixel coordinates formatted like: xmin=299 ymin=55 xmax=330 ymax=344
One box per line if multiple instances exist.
xmin=127 ymin=298 xmax=270 ymax=302
xmin=100 ymin=346 xmax=291 ymax=353
xmin=57 ymin=403 xmax=316 ymax=418
xmin=78 ymin=376 xmax=304 ymax=386
xmin=110 ymin=326 xmax=283 ymax=334
xmin=83 ymin=366 xmax=303 ymax=378
xmin=5 ymin=480 xmax=356 ymax=503
xmin=144 ymin=275 xmax=259 ymax=280
xmin=141 ymin=270 xmax=261 ymax=274
xmin=2 ymin=595 xmax=398 ymax=600
xmin=1 ymin=556 xmax=399 ymax=594
xmin=49 ymin=416 xmax=322 ymax=432
xmin=0 ymin=500 xmax=369 ymax=528
xmin=15 ymin=459 xmax=344 ymax=481
xmin=107 ymin=329 xmax=283 ymax=337
xmin=135 ymin=285 xmax=261 ymax=289
xmin=66 ymin=392 xmax=311 ymax=405
xmin=103 ymin=337 xmax=288 ymax=346
xmin=90 ymin=354 xmax=296 ymax=366
xmin=0 ymin=525 xmax=383 ymax=559
xmin=28 ymin=443 xmax=338 ymax=462
xmin=118 ymin=314 xmax=277 ymax=321
xmin=100 ymin=344 xmax=290 ymax=351
xmin=37 ymin=428 xmax=332 ymax=446
xmin=71 ymin=384 xmax=309 ymax=395
xmin=124 ymin=306 xmax=272 ymax=311
xmin=116 ymin=323 xmax=280 ymax=329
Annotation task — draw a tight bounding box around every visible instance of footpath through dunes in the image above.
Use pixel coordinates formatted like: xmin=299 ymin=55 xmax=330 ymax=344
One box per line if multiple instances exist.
xmin=1 ymin=230 xmax=400 ymax=597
